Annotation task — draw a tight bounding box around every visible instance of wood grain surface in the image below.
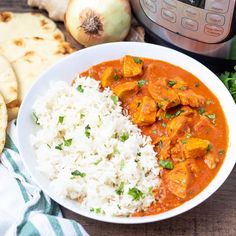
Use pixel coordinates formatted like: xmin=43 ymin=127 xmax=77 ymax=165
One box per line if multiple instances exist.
xmin=1 ymin=1 xmax=236 ymax=235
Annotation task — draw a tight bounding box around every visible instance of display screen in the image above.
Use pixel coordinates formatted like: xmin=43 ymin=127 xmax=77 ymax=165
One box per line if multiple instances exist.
xmin=177 ymin=0 xmax=205 ymax=8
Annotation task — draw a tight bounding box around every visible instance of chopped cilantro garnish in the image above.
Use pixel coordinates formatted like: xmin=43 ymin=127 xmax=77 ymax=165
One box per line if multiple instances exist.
xmin=120 ymin=132 xmax=129 ymax=142
xmin=148 ymin=186 xmax=153 ymax=195
xmin=207 ymin=113 xmax=216 ymax=120
xmin=64 ymin=138 xmax=72 ymax=147
xmin=168 ymin=80 xmax=176 ymax=87
xmin=113 ymin=74 xmax=120 ymax=81
xmin=186 ymin=133 xmax=192 ymax=138
xmin=133 ymin=57 xmax=143 ymax=64
xmin=137 ymin=79 xmax=146 ymax=88
xmin=152 ymin=130 xmax=157 ymax=134
xmin=165 ymin=113 xmax=175 ymax=119
xmin=206 ymin=99 xmax=213 ymax=105
xmin=175 ymin=109 xmax=184 ymax=117
xmin=55 ymin=143 xmax=63 ymax=150
xmin=128 ymin=187 xmax=144 ymax=201
xmin=111 ymin=95 xmax=119 ymax=105
xmin=137 ymin=152 xmax=141 ymax=156
xmin=85 ymin=124 xmax=91 ymax=138
xmin=207 ymin=144 xmax=213 ymax=152
xmin=194 ymin=82 xmax=200 ymax=88
xmin=181 ymin=139 xmax=187 ymax=144
xmin=120 ymin=159 xmax=125 ymax=169
xmin=80 ymin=113 xmax=85 ymax=119
xmin=166 ymin=109 xmax=183 ymax=119
xmin=32 ymin=112 xmax=40 ymax=125
xmin=159 ymin=160 xmax=174 ymax=170
xmin=77 ymin=85 xmax=84 ymax=93
xmin=161 ymin=122 xmax=167 ymax=128
xmin=159 ymin=140 xmax=163 ymax=149
xmin=218 ymin=150 xmax=225 ymax=155
xmin=115 ymin=181 xmax=125 ymax=195
xmin=113 ymin=146 xmax=120 ymax=155
xmin=137 ymin=102 xmax=141 ymax=108
xmin=179 ymin=86 xmax=188 ymax=91
xmin=198 ymin=107 xmax=206 ymax=115
xmin=94 ymin=158 xmax=102 ymax=165
xmin=71 ymin=170 xmax=86 ymax=177
xmin=58 ymin=116 xmax=64 ymax=124
xmin=95 ymin=208 xmax=101 ymax=214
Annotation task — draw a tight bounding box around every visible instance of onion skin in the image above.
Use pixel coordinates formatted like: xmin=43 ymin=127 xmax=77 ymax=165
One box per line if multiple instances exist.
xmin=65 ymin=0 xmax=131 ymax=47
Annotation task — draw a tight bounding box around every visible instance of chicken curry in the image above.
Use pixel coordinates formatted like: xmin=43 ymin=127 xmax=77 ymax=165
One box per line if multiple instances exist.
xmin=81 ymin=55 xmax=228 ymax=216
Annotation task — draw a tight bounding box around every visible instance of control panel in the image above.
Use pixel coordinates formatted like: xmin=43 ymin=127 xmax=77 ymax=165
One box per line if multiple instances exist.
xmin=140 ymin=0 xmax=235 ymax=43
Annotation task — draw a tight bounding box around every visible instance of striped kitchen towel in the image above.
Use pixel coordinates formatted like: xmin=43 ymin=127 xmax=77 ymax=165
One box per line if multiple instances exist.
xmin=0 ymin=121 xmax=89 ymax=236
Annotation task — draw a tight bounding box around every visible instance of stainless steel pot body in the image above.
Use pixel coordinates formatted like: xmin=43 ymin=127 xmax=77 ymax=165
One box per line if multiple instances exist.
xmin=131 ymin=0 xmax=236 ymax=60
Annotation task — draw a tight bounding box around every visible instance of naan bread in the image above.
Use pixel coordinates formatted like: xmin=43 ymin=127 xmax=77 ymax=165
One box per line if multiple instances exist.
xmin=0 ymin=93 xmax=7 ymax=154
xmin=9 ymin=39 xmax=74 ymax=102
xmin=0 ymin=37 xmax=73 ymax=62
xmin=7 ymin=106 xmax=19 ymax=121
xmin=0 ymin=12 xmax=64 ymax=43
xmin=0 ymin=55 xmax=18 ymax=104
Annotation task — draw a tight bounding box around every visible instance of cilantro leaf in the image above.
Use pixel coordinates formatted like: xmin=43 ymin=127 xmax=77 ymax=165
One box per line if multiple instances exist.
xmin=71 ymin=170 xmax=86 ymax=177
xmin=159 ymin=160 xmax=174 ymax=170
xmin=128 ymin=187 xmax=144 ymax=201
xmin=133 ymin=57 xmax=143 ymax=64
xmin=120 ymin=132 xmax=129 ymax=142
xmin=137 ymin=80 xmax=146 ymax=88
xmin=115 ymin=182 xmax=125 ymax=195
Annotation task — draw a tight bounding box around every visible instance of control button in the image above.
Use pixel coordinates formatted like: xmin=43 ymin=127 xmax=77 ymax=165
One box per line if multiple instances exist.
xmin=204 ymin=24 xmax=224 ymax=36
xmin=206 ymin=13 xmax=225 ymax=26
xmin=184 ymin=7 xmax=200 ymax=19
xmin=182 ymin=0 xmax=201 ymax=7
xmin=142 ymin=0 xmax=157 ymax=13
xmin=181 ymin=18 xmax=198 ymax=31
xmin=161 ymin=9 xmax=177 ymax=23
xmin=205 ymin=0 xmax=229 ymax=14
xmin=163 ymin=0 xmax=177 ymax=8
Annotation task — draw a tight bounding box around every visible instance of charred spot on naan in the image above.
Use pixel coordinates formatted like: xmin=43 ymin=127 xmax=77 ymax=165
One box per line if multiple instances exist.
xmin=0 ymin=12 xmax=12 ymax=22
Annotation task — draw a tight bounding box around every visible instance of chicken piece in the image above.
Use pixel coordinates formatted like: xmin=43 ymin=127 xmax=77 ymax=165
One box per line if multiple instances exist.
xmin=130 ymin=96 xmax=157 ymax=126
xmin=113 ymin=81 xmax=138 ymax=100
xmin=165 ymin=162 xmax=189 ymax=199
xmin=186 ymin=159 xmax=200 ymax=177
xmin=154 ymin=136 xmax=171 ymax=160
xmin=167 ymin=115 xmax=192 ymax=143
xmin=156 ymin=109 xmax=166 ymax=120
xmin=172 ymin=78 xmax=205 ymax=108
xmin=171 ymin=138 xmax=210 ymax=160
xmin=178 ymin=90 xmax=205 ymax=108
xmin=101 ymin=67 xmax=113 ymax=88
xmin=194 ymin=116 xmax=216 ymax=137
xmin=123 ymin=55 xmax=143 ymax=77
xmin=184 ymin=138 xmax=210 ymax=159
xmin=204 ymin=152 xmax=219 ymax=169
xmin=171 ymin=142 xmax=186 ymax=162
xmin=148 ymin=85 xmax=180 ymax=110
xmin=147 ymin=64 xmax=180 ymax=110
xmin=180 ymin=106 xmax=195 ymax=117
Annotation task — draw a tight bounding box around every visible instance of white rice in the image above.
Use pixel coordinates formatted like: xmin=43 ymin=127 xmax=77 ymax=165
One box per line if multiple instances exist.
xmin=31 ymin=76 xmax=160 ymax=217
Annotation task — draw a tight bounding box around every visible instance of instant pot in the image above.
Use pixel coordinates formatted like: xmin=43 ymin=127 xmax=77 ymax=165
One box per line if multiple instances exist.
xmin=131 ymin=0 xmax=236 ymax=72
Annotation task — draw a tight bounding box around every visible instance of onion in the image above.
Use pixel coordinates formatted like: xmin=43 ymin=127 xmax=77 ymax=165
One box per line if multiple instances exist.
xmin=65 ymin=0 xmax=131 ymax=47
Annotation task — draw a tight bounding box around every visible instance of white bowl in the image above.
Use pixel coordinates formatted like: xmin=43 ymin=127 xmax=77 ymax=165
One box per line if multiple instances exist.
xmin=17 ymin=42 xmax=236 ymax=224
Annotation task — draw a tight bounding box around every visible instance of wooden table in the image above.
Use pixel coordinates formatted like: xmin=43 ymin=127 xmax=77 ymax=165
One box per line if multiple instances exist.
xmin=1 ymin=1 xmax=236 ymax=235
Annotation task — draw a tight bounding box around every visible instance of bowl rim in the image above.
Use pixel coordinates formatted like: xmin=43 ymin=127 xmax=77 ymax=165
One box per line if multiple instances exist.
xmin=17 ymin=42 xmax=236 ymax=224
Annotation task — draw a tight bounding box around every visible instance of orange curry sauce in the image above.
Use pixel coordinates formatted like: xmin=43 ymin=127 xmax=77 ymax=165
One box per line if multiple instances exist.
xmin=80 ymin=56 xmax=228 ymax=216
